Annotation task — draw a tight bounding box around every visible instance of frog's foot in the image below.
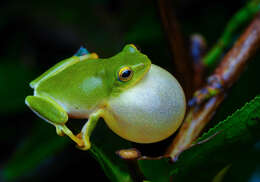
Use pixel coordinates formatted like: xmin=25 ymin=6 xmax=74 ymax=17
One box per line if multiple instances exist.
xmin=26 ymin=95 xmax=84 ymax=146
xmin=56 ymin=126 xmax=65 ymax=136
xmin=76 ymin=135 xmax=91 ymax=151
xmin=76 ymin=110 xmax=103 ymax=150
xmin=78 ymin=143 xmax=91 ymax=151
xmin=56 ymin=124 xmax=84 ymax=147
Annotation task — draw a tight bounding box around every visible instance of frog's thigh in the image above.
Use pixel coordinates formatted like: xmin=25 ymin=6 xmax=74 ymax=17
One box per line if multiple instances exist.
xmin=26 ymin=96 xmax=84 ymax=146
xmin=25 ymin=96 xmax=68 ymax=125
xmin=80 ymin=110 xmax=103 ymax=150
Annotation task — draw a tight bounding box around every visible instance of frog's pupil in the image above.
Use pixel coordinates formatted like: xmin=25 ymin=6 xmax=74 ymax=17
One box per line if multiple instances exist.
xmin=122 ymin=70 xmax=131 ymax=78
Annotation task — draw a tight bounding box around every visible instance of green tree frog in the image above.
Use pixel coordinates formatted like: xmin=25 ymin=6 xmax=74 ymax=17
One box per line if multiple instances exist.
xmin=25 ymin=44 xmax=186 ymax=150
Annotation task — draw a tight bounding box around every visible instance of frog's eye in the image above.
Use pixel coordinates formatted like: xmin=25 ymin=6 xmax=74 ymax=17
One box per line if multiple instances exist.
xmin=118 ymin=67 xmax=133 ymax=82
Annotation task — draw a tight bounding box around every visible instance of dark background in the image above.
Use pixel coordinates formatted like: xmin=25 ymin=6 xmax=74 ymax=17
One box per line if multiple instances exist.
xmin=0 ymin=0 xmax=260 ymax=181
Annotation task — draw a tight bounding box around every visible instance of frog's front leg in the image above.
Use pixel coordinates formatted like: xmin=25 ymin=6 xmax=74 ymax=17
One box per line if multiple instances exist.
xmin=25 ymin=95 xmax=84 ymax=147
xmin=78 ymin=110 xmax=103 ymax=150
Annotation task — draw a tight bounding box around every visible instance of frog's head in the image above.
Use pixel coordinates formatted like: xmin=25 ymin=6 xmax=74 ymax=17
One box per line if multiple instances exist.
xmin=109 ymin=44 xmax=152 ymax=95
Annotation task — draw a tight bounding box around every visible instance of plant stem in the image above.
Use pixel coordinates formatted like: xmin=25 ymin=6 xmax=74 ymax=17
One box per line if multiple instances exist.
xmin=189 ymin=34 xmax=207 ymax=89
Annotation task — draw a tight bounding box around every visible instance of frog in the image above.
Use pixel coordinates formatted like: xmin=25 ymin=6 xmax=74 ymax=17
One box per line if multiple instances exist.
xmin=25 ymin=44 xmax=186 ymax=150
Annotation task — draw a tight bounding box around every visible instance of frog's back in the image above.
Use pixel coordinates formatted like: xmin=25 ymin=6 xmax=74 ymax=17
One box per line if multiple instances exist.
xmin=30 ymin=56 xmax=80 ymax=88
xmin=35 ymin=58 xmax=110 ymax=118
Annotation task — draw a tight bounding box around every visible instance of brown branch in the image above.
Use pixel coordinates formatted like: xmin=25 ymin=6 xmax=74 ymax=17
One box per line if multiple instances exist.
xmin=166 ymin=12 xmax=260 ymax=159
xmin=158 ymin=0 xmax=194 ymax=99
xmin=166 ymin=94 xmax=225 ymax=159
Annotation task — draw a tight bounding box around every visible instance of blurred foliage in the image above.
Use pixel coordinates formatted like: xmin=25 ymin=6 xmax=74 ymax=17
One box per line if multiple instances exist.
xmin=0 ymin=0 xmax=260 ymax=181
xmin=203 ymin=0 xmax=260 ymax=66
xmin=2 ymin=121 xmax=69 ymax=181
xmin=0 ymin=61 xmax=34 ymax=114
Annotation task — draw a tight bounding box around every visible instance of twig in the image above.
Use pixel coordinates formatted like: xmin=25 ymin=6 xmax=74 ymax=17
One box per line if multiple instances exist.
xmin=203 ymin=0 xmax=260 ymax=66
xmin=158 ymin=0 xmax=194 ymax=99
xmin=166 ymin=12 xmax=260 ymax=159
xmin=189 ymin=34 xmax=207 ymax=89
xmin=166 ymin=94 xmax=225 ymax=159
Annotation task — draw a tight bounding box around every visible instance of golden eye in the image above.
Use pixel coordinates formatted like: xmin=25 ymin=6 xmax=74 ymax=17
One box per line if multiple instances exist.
xmin=118 ymin=67 xmax=133 ymax=82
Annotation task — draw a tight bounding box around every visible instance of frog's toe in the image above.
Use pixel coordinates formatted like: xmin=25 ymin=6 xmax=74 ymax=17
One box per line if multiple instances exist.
xmin=75 ymin=133 xmax=91 ymax=150
xmin=56 ymin=126 xmax=65 ymax=136
xmin=77 ymin=142 xmax=91 ymax=151
xmin=76 ymin=132 xmax=82 ymax=139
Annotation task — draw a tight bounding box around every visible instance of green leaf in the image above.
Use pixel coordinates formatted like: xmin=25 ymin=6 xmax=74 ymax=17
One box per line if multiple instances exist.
xmin=138 ymin=157 xmax=172 ymax=182
xmin=171 ymin=95 xmax=260 ymax=181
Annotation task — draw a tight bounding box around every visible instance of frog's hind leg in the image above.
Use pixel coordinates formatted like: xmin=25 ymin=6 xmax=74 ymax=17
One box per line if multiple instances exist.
xmin=56 ymin=124 xmax=84 ymax=147
xmin=25 ymin=95 xmax=84 ymax=147
xmin=25 ymin=95 xmax=68 ymax=123
xmin=78 ymin=110 xmax=104 ymax=150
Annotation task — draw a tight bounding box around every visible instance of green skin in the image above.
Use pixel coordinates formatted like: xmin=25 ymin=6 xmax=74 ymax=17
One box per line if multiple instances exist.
xmin=25 ymin=44 xmax=151 ymax=150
